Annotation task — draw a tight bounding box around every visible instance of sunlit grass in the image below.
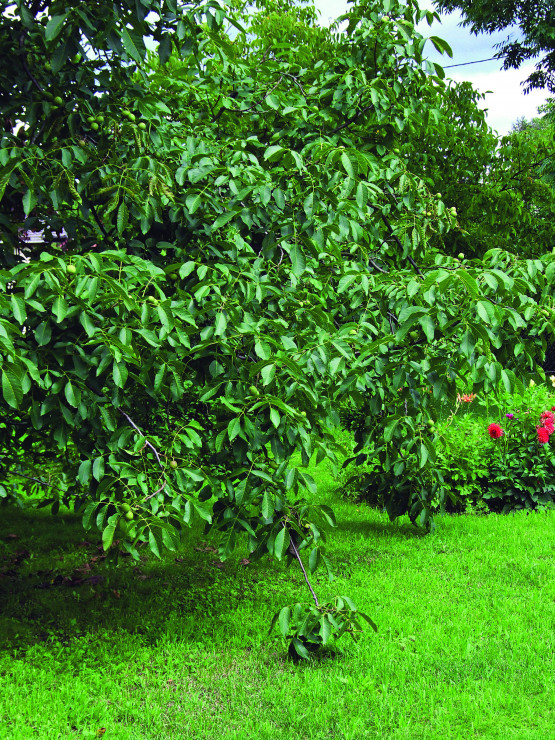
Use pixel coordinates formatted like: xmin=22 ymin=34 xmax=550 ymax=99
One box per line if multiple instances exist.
xmin=1 ymin=458 xmax=554 ymax=739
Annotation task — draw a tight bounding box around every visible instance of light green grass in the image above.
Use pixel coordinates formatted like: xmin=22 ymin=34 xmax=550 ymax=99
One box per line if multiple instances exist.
xmin=1 ymin=460 xmax=554 ymax=740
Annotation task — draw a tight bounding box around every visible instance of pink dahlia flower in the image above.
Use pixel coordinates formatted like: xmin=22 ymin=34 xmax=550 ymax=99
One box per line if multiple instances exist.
xmin=537 ymin=427 xmax=550 ymax=444
xmin=487 ymin=423 xmax=504 ymax=440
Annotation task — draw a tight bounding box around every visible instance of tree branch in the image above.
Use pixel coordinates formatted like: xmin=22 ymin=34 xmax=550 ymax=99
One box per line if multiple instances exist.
xmin=19 ymin=32 xmax=43 ymax=93
xmin=117 ymin=409 xmax=164 ymax=470
xmin=327 ymin=104 xmax=374 ymax=136
xmin=288 ymin=530 xmax=319 ymax=608
xmin=381 ymin=213 xmax=423 ymax=276
xmin=6 ymin=469 xmax=67 ymax=494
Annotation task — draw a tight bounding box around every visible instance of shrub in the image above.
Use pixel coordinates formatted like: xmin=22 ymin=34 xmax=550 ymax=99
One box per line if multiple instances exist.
xmin=341 ymin=383 xmax=555 ymax=518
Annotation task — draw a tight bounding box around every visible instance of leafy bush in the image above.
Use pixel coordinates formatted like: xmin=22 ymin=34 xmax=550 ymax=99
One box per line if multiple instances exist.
xmin=341 ymin=383 xmax=555 ymax=517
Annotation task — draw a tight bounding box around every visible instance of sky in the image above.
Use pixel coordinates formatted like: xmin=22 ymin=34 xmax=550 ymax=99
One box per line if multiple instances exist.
xmin=313 ymin=0 xmax=550 ymax=135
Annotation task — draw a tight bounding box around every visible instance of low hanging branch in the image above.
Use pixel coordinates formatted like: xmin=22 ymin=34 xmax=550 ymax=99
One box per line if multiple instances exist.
xmin=288 ymin=529 xmax=320 ymax=608
xmin=117 ymin=408 xmax=164 ymax=469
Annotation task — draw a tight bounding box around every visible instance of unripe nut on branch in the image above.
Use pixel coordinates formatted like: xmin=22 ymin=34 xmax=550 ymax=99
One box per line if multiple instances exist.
xmin=170 ymin=460 xmax=178 ymax=469
xmin=66 ymin=264 xmax=76 ymax=274
xmin=248 ymin=385 xmax=259 ymax=396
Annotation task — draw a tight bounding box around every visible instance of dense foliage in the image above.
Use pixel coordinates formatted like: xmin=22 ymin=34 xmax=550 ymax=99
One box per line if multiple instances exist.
xmin=1 ymin=0 xmax=554 ymax=653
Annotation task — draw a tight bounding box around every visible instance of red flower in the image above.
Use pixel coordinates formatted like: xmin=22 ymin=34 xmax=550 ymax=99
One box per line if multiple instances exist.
xmin=540 ymin=411 xmax=554 ymax=422
xmin=543 ymin=421 xmax=555 ymax=435
xmin=537 ymin=427 xmax=550 ymax=444
xmin=487 ymin=423 xmax=504 ymax=439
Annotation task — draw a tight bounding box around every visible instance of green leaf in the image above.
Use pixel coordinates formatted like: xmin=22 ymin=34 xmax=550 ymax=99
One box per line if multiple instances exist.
xmin=22 ymin=189 xmax=37 ymax=216
xmin=92 ymin=456 xmax=105 ymax=482
xmin=320 ymin=614 xmax=333 ymax=644
xmin=341 ymin=152 xmax=355 ymax=178
xmin=270 ymin=407 xmax=280 ymax=428
xmin=309 ymin=547 xmax=320 ymax=573
xmin=214 ymin=312 xmax=227 ymax=336
xmin=45 ymin=13 xmax=68 ymax=42
xmin=120 ymin=25 xmax=143 ymax=64
xmin=278 ymin=606 xmax=291 ymax=637
xmin=264 ymin=145 xmax=285 ymax=162
xmin=113 ymin=362 xmax=128 ymax=388
xmin=117 ymin=201 xmax=128 ymax=236
xmin=274 ymin=526 xmax=289 ymax=560
xmin=2 ymin=365 xmax=23 ymax=408
xmin=186 ymin=193 xmax=201 ymax=214
xmin=261 ymin=364 xmax=276 ymax=386
xmin=102 ymin=519 xmax=117 ymax=551
xmin=261 ymin=490 xmax=274 ymax=519
xmin=52 ymin=296 xmax=68 ymax=323
xmin=148 ymin=530 xmax=161 ymax=559
xmin=289 ymin=244 xmax=306 ymax=277
xmin=78 ymin=459 xmax=92 ymax=486
xmin=64 ymin=380 xmax=79 ymax=408
xmin=227 ymin=417 xmax=242 ymax=441
xmin=10 ymin=295 xmax=27 ymax=325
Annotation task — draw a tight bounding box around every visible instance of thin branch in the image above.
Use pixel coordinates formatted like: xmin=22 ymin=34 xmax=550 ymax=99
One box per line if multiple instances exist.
xmin=327 ymin=104 xmax=374 ymax=136
xmin=6 ymin=469 xmax=67 ymax=494
xmin=117 ymin=408 xmax=164 ymax=470
xmin=369 ymin=257 xmax=388 ymax=273
xmin=144 ymin=478 xmax=167 ymax=501
xmin=289 ymin=530 xmax=319 ymax=608
xmin=381 ymin=213 xmax=423 ymax=276
xmin=19 ymin=32 xmax=43 ymax=93
xmin=88 ymin=201 xmax=116 ymax=246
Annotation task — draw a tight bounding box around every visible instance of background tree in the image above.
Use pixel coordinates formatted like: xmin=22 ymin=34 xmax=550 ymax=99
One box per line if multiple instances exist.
xmin=433 ymin=0 xmax=555 ymax=92
xmin=401 ymin=81 xmax=555 ymax=260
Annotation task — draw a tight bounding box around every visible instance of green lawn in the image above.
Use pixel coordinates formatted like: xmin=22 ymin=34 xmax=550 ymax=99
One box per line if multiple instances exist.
xmin=1 ymin=459 xmax=554 ymax=739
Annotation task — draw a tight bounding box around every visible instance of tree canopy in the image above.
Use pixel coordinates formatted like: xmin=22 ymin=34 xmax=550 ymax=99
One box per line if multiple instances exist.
xmin=2 ymin=0 xmax=555 ymax=655
xmin=433 ymin=0 xmax=555 ymax=93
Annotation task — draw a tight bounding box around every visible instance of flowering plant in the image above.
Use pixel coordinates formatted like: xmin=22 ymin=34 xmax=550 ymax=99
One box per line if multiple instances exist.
xmin=484 ymin=404 xmax=555 ymax=511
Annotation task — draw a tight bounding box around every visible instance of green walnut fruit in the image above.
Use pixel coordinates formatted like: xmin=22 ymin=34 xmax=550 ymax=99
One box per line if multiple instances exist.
xmin=66 ymin=264 xmax=76 ymax=274
xmin=90 ymin=122 xmax=99 ymax=131
xmin=138 ymin=122 xmax=147 ymax=130
xmin=427 ymin=419 xmax=435 ymax=427
xmin=121 ymin=502 xmax=131 ymax=513
xmin=71 ymin=53 xmax=82 ymax=64
xmin=86 ymin=115 xmax=95 ymax=123
xmin=349 ymin=329 xmax=358 ymax=335
xmin=457 ymin=253 xmax=464 ymax=260
xmin=409 ymin=330 xmax=419 ymax=340
xmin=96 ymin=115 xmax=105 ymax=123
xmin=53 ymin=95 xmax=63 ymax=106
xmin=125 ymin=510 xmax=134 ymax=521
xmin=382 ymin=15 xmax=390 ymax=21
xmin=127 ymin=113 xmax=136 ymax=122
xmin=300 ymin=411 xmax=307 ymax=417
xmin=170 ymin=460 xmax=178 ymax=470
xmin=170 ymin=273 xmax=178 ymax=281
xmin=248 ymin=385 xmax=259 ymax=397
xmin=147 ymin=296 xmax=159 ymax=304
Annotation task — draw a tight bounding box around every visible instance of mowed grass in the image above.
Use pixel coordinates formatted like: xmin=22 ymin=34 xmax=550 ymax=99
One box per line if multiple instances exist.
xmin=1 ymin=459 xmax=554 ymax=740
